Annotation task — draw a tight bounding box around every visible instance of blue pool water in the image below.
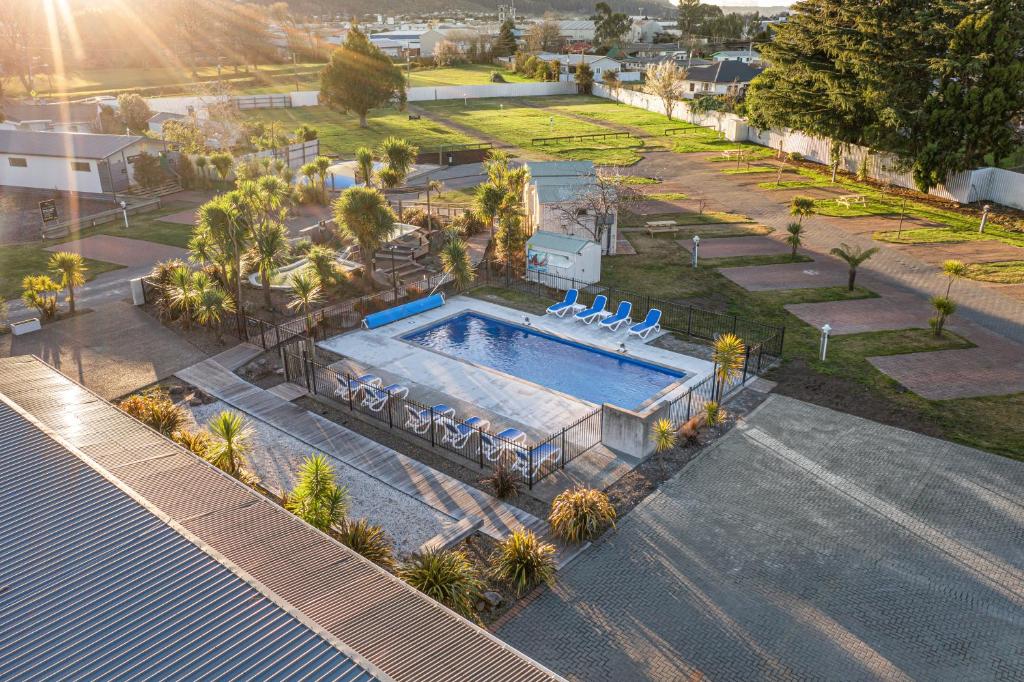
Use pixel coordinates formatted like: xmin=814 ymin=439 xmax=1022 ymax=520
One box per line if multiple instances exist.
xmin=402 ymin=312 xmax=685 ymax=410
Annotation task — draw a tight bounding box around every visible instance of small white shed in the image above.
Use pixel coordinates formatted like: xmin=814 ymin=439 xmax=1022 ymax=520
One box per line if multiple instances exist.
xmin=525 ymin=231 xmax=601 ymax=290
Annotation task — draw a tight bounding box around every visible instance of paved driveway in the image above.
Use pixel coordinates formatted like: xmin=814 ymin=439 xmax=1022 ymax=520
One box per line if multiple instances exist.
xmin=498 ymin=396 xmax=1024 ymax=681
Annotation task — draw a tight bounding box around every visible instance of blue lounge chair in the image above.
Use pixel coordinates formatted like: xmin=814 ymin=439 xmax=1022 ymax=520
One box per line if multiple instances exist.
xmin=481 ymin=428 xmax=528 ymax=461
xmin=511 ymin=442 xmax=562 ymax=478
xmin=574 ymin=295 xmax=609 ymax=324
xmin=440 ymin=416 xmax=491 ymax=449
xmin=336 ymin=374 xmax=381 ymax=400
xmin=599 ymin=301 xmax=632 ymax=331
xmin=546 ymin=289 xmax=580 ymax=317
xmin=362 ymin=384 xmax=409 ymax=413
xmin=628 ymin=308 xmax=662 ymax=340
xmin=404 ymin=404 xmax=455 ymax=434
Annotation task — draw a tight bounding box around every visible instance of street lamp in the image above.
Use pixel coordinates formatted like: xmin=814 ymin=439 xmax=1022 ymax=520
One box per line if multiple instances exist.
xmin=819 ymin=323 xmax=832 ymax=361
xmin=120 ymin=201 xmax=129 ymax=230
xmin=388 ymin=244 xmax=399 ymax=300
xmin=979 ymin=204 xmax=992 ymax=234
xmin=691 ymin=234 xmax=700 ymax=268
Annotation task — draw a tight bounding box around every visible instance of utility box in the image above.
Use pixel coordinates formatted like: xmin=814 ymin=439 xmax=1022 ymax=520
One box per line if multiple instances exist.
xmin=130 ymin=277 xmax=146 ymax=306
xmin=525 ymin=231 xmax=601 ymax=290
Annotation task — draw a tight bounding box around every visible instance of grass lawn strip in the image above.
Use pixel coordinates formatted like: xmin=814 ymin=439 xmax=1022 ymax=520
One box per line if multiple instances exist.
xmin=961 ymin=260 xmax=1024 ymax=283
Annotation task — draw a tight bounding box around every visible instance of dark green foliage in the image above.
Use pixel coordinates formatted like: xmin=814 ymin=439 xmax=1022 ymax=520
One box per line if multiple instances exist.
xmin=320 ymin=28 xmax=406 ymax=128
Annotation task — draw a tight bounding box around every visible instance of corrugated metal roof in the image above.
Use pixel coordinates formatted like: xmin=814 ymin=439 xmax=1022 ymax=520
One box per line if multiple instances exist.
xmin=527 ymin=231 xmax=593 ymax=254
xmin=0 ymin=356 xmax=563 ymax=682
xmin=685 ymin=61 xmax=765 ymax=84
xmin=526 ymin=160 xmax=595 ymax=178
xmin=0 ymin=129 xmax=143 ymax=159
xmin=0 ymin=395 xmax=383 ymax=682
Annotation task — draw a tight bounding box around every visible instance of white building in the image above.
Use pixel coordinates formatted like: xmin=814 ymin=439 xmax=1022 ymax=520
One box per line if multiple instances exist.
xmin=556 ymin=20 xmax=596 ymax=42
xmin=711 ymin=49 xmax=761 ymax=64
xmin=526 ymin=231 xmax=601 ymax=289
xmin=680 ymin=61 xmax=765 ymax=98
xmin=419 ymin=26 xmax=494 ymax=58
xmin=0 ymin=130 xmax=165 ymax=195
xmin=523 ymin=161 xmax=619 ymax=255
xmin=535 ymin=53 xmax=639 ymax=82
xmin=628 ymin=18 xmax=662 ymax=43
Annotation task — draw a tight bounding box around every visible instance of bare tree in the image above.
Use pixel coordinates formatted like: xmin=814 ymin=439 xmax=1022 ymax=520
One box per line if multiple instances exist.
xmin=526 ymin=19 xmax=564 ymax=53
xmin=553 ymin=168 xmax=642 ymax=255
xmin=644 ymin=60 xmax=688 ymax=120
xmin=0 ymin=0 xmax=44 ymax=94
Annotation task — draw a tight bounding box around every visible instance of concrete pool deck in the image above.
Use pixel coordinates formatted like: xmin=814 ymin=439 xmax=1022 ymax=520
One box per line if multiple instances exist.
xmin=318 ymin=297 xmax=715 ymax=434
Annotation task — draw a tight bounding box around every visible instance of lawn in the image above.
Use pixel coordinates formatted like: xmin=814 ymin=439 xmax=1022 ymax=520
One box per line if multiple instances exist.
xmin=245 ymin=106 xmax=476 ymax=158
xmin=406 ymin=64 xmax=533 ymax=87
xmin=11 ymin=63 xmax=326 ymax=99
xmin=962 ymin=260 xmax=1024 ymax=284
xmin=417 ymin=98 xmax=646 ymax=166
xmin=0 ymin=203 xmax=195 ymax=302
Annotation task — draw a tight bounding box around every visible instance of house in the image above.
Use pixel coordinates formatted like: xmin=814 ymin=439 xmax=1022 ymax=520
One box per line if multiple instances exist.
xmin=523 ymin=160 xmax=619 ymax=255
xmin=535 ymin=53 xmax=638 ymax=82
xmin=526 ymin=231 xmax=602 ymax=289
xmin=627 ymin=18 xmax=662 ymax=44
xmin=556 ymin=20 xmax=596 ymax=42
xmin=680 ymin=61 xmax=765 ymax=99
xmin=419 ymin=26 xmax=494 ymax=58
xmin=0 ymin=355 xmax=564 ymax=682
xmin=0 ymin=101 xmax=100 ymax=133
xmin=711 ymin=49 xmax=762 ymax=64
xmin=0 ymin=130 xmax=166 ymax=195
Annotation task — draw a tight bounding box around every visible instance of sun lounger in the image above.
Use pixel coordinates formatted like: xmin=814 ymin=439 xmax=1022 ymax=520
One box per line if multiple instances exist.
xmin=510 ymin=442 xmax=563 ymax=478
xmin=628 ymin=308 xmax=662 ymax=340
xmin=404 ymin=404 xmax=455 ymax=434
xmin=481 ymin=428 xmax=528 ymax=461
xmin=599 ymin=301 xmax=632 ymax=331
xmin=574 ymin=295 xmax=609 ymax=324
xmin=439 ymin=416 xmax=491 ymax=449
xmin=361 ymin=384 xmax=409 ymax=413
xmin=546 ymin=289 xmax=581 ymax=317
xmin=335 ymin=374 xmax=381 ymax=400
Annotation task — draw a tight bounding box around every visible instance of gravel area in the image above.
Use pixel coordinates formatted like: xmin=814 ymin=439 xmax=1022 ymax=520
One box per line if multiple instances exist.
xmin=182 ymin=399 xmax=458 ymax=557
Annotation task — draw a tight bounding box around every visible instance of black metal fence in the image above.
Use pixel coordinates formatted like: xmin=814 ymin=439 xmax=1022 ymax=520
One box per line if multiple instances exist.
xmin=478 ymin=264 xmax=785 ymax=360
xmin=284 ymin=346 xmax=601 ymax=488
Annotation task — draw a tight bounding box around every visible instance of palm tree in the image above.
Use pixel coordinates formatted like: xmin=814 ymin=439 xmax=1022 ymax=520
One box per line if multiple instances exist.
xmin=194 ymin=156 xmax=209 ymax=189
xmin=790 ymin=196 xmax=815 ymax=225
xmin=209 ymin=152 xmax=234 ymax=184
xmin=711 ymin=332 xmax=746 ymax=399
xmin=20 ymin=274 xmax=61 ymax=320
xmin=250 ymin=222 xmax=290 ymax=310
xmin=942 ymin=259 xmax=968 ymax=297
xmin=474 ymin=182 xmax=504 ymax=239
xmin=196 ymin=193 xmax=250 ymax=310
xmin=377 ymin=167 xmax=402 ymax=190
xmin=307 ymin=245 xmax=339 ymax=286
xmin=830 ymin=243 xmax=878 ymax=291
xmin=930 ymin=296 xmax=956 ymax=337
xmin=440 ymin=235 xmax=475 ymax=291
xmin=149 ymin=258 xmax=187 ymax=320
xmin=286 ymin=453 xmax=349 ymax=532
xmin=206 ymin=410 xmax=251 ymax=478
xmin=785 ymin=222 xmax=804 ymax=257
xmin=313 ymin=155 xmax=333 ymax=203
xmin=48 ymin=251 xmax=87 ymax=314
xmin=425 ymin=179 xmax=444 ymax=226
xmin=194 ymin=282 xmax=236 ymax=342
xmin=332 ymin=186 xmax=397 ymax=285
xmin=255 ymin=174 xmax=290 ymax=221
xmin=288 ymin=270 xmax=324 ymax=338
xmin=355 ymin=146 xmax=374 ymax=187
xmin=167 ymin=266 xmax=200 ymax=329
xmin=300 ymin=162 xmax=319 ymax=202
xmin=495 ymin=195 xmax=526 ymax=267
xmin=376 ymin=137 xmax=418 ymax=187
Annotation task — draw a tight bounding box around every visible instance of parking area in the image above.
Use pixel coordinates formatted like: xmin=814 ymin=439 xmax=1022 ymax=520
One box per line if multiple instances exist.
xmin=498 ymin=395 xmax=1024 ymax=681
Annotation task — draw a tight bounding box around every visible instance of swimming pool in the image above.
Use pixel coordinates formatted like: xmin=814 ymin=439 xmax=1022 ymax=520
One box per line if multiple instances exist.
xmin=402 ymin=312 xmax=686 ymax=410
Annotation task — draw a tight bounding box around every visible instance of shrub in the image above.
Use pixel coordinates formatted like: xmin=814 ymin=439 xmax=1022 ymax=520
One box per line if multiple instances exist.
xmin=118 ymin=390 xmax=187 ymax=436
xmin=704 ymin=401 xmax=726 ymax=428
xmin=490 ymin=71 xmax=506 ymax=83
xmin=291 ymin=238 xmax=313 ymax=257
xmin=336 ymin=518 xmax=395 ymax=569
xmin=171 ymin=428 xmax=213 ymax=457
xmin=401 ymin=207 xmax=443 ymax=231
xmin=450 ymin=211 xmax=487 ymax=236
xmin=787 ymin=151 xmax=803 ymax=162
xmin=651 ymin=418 xmax=677 ymax=452
xmin=490 ymin=529 xmax=556 ymax=596
xmin=20 ymin=274 xmax=61 ymax=320
xmin=286 ymin=453 xmax=349 ymax=531
xmin=483 ymin=462 xmax=520 ymax=499
xmin=549 ymin=486 xmax=616 ymax=543
xmin=398 ymin=549 xmax=484 ymax=619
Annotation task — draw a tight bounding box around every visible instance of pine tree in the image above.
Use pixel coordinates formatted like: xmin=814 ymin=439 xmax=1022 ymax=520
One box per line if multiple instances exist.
xmin=495 ymin=19 xmax=518 ymax=57
xmin=320 ymin=27 xmax=406 ymax=128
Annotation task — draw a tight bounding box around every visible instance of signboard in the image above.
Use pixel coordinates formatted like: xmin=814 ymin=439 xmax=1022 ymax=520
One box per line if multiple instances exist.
xmin=527 ymin=248 xmax=572 ymax=273
xmin=39 ymin=200 xmax=59 ymax=224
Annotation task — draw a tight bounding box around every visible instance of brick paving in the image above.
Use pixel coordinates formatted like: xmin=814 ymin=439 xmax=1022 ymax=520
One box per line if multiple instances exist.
xmin=785 ymin=295 xmax=932 ymax=335
xmin=681 ymin=235 xmax=791 ymax=258
xmin=46 ymin=234 xmax=187 ymax=267
xmin=891 ymin=239 xmax=1024 ymax=266
xmin=719 ymin=258 xmax=851 ymax=290
xmin=498 ymin=396 xmax=1024 ymax=681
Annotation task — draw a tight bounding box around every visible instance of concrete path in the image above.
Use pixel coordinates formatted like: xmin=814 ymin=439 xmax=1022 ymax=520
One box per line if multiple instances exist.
xmin=7 ymin=264 xmax=154 ymax=322
xmin=719 ymin=258 xmax=851 ymax=291
xmin=499 ymin=395 xmax=1024 ymax=681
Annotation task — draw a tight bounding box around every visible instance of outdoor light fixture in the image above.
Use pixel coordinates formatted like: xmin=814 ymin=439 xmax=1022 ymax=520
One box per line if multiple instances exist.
xmin=691 ymin=234 xmax=700 ymax=268
xmin=119 ymin=201 xmax=129 ymax=230
xmin=819 ymin=323 xmax=832 ymax=361
xmin=979 ymin=204 xmax=992 ymax=233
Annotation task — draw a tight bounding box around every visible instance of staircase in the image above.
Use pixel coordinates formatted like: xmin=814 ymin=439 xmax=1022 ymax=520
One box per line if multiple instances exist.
xmin=121 ymin=179 xmax=182 ymax=199
xmin=374 ymin=248 xmax=429 ymax=283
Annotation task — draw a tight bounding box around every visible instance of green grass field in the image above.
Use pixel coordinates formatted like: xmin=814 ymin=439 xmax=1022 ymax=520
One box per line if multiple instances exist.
xmin=417 ymin=98 xmax=646 ymax=166
xmin=0 ymin=203 xmax=195 ymax=302
xmin=406 ymin=64 xmax=532 ymax=87
xmin=245 ymin=105 xmax=476 ymax=158
xmin=963 ymin=260 xmax=1024 ymax=283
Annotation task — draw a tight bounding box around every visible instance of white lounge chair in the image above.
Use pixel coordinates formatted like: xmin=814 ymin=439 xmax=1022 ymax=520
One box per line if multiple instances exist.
xmin=546 ymin=289 xmax=581 ymax=317
xmin=404 ymin=404 xmax=455 ymax=434
xmin=574 ymin=295 xmax=609 ymax=324
xmin=361 ymin=384 xmax=409 ymax=413
xmin=440 ymin=416 xmax=491 ymax=449
xmin=599 ymin=301 xmax=632 ymax=332
xmin=336 ymin=374 xmax=381 ymax=400
xmin=481 ymin=428 xmax=528 ymax=461
xmin=511 ymin=442 xmax=563 ymax=479
xmin=628 ymin=308 xmax=662 ymax=340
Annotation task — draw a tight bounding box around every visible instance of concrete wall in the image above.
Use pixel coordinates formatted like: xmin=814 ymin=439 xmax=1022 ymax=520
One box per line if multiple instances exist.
xmin=601 ymin=402 xmax=672 ymax=459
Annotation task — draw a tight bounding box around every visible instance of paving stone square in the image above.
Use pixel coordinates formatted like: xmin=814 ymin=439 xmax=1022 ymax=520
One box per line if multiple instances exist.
xmin=719 ymin=259 xmax=850 ymax=291
xmin=680 ymin=235 xmax=791 ymax=258
xmin=785 ymin=294 xmax=932 ymax=335
xmin=46 ymin=234 xmax=187 ymax=267
xmin=498 ymin=396 xmax=1024 ymax=681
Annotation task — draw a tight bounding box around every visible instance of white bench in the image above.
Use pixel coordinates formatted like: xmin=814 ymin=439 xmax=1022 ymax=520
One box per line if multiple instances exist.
xmin=836 ymin=194 xmax=867 ymax=208
xmin=10 ymin=318 xmax=41 ymax=336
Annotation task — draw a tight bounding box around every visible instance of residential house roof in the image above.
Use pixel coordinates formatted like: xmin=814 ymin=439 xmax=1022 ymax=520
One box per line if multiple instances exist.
xmin=527 ymin=231 xmax=593 ymax=254
xmin=0 ymin=356 xmax=562 ymax=682
xmin=684 ymin=61 xmax=765 ymax=84
xmin=526 ymin=160 xmax=595 ymax=178
xmin=0 ymin=393 xmax=383 ymax=682
xmin=712 ymin=49 xmax=761 ymax=61
xmin=536 ymin=53 xmax=616 ymax=66
xmin=556 ymin=20 xmax=595 ymax=31
xmin=147 ymin=111 xmax=186 ymax=124
xmin=0 ymin=130 xmax=144 ymax=159
xmin=2 ymin=102 xmax=99 ymax=125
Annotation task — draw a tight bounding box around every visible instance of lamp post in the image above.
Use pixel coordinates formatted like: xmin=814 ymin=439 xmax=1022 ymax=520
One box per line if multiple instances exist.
xmin=120 ymin=201 xmax=129 ymax=230
xmin=819 ymin=323 xmax=831 ymax=361
xmin=388 ymin=244 xmax=398 ymax=300
xmin=691 ymin=234 xmax=700 ymax=268
xmin=979 ymin=204 xmax=991 ymax=234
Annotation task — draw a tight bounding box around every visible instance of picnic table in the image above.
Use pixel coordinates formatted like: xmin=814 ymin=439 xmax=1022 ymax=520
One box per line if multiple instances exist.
xmin=835 ymin=194 xmax=867 ymax=208
xmin=646 ymin=220 xmax=681 ymax=237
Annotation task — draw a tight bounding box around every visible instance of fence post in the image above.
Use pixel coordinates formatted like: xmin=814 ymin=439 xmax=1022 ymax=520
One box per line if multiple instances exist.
xmin=561 ymin=428 xmax=566 ymax=469
xmin=259 ymin=320 xmax=267 ymax=349
xmin=310 ymin=360 xmax=318 ymax=396
xmin=732 ymin=314 xmax=738 ymax=334
xmin=529 ymin=450 xmax=534 ymax=490
xmin=281 ymin=346 xmax=289 ymax=382
xmin=301 ymin=348 xmax=312 ymax=392
xmin=346 ymin=374 xmax=354 ymax=410
xmin=687 ymin=306 xmax=693 ymax=337
xmin=386 ymin=390 xmax=394 ymax=428
xmin=742 ymin=345 xmax=751 ymax=384
xmin=477 ymin=428 xmax=484 ymax=468
xmin=275 ymin=324 xmax=281 ymax=349
xmin=429 ymin=407 xmax=436 ymax=447
xmin=686 ymin=389 xmax=693 ymax=421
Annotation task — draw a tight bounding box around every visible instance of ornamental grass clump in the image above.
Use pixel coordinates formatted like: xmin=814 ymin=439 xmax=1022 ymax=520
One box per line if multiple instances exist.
xmin=651 ymin=418 xmax=677 ymax=452
xmin=337 ymin=518 xmax=396 ymax=569
xmin=548 ymin=486 xmax=616 ymax=543
xmin=398 ymin=549 xmax=484 ymax=619
xmin=483 ymin=462 xmax=520 ymax=499
xmin=118 ymin=390 xmax=186 ymax=437
xmin=490 ymin=529 xmax=556 ymax=596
